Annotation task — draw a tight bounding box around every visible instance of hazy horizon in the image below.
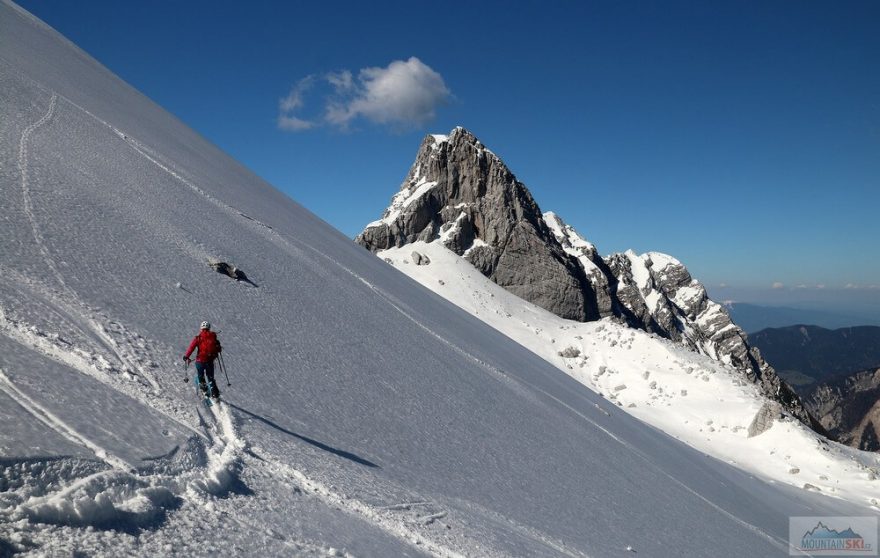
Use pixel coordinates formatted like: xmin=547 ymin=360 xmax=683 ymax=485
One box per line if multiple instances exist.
xmin=707 ymin=284 xmax=880 ymax=325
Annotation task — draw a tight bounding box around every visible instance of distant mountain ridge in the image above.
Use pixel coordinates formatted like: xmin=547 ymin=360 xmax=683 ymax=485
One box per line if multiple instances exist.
xmin=749 ymin=325 xmax=880 ymax=388
xmin=356 ymin=127 xmax=817 ymax=432
xmin=724 ymin=302 xmax=880 ymax=333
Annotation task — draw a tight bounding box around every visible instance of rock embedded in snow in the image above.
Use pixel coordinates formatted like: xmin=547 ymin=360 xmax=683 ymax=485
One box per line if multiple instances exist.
xmin=209 ymin=261 xmax=255 ymax=286
xmin=411 ymin=251 xmax=430 ymax=266
xmin=748 ymin=402 xmax=783 ymax=438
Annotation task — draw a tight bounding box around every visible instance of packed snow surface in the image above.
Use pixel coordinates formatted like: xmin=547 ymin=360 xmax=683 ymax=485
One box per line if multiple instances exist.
xmin=381 ymin=243 xmax=880 ymax=509
xmin=1 ymin=1 xmax=877 ymax=556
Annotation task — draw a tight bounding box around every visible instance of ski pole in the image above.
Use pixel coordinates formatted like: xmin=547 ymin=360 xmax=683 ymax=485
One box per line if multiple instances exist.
xmin=219 ymin=353 xmax=231 ymax=387
xmin=183 ymin=359 xmax=191 ymax=383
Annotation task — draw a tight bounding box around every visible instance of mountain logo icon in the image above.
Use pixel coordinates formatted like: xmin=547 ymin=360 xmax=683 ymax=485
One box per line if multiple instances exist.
xmin=797 ymin=520 xmax=873 ymax=553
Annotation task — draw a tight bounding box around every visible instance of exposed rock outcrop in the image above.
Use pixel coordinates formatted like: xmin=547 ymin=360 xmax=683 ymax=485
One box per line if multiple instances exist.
xmin=748 ymin=402 xmax=783 ymax=437
xmin=805 ymin=368 xmax=880 ymax=451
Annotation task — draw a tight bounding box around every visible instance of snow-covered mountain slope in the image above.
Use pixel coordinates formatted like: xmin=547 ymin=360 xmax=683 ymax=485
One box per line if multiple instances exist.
xmin=356 ymin=128 xmax=815 ymax=429
xmin=378 ymin=242 xmax=880 ymax=508
xmin=0 ymin=2 xmax=876 ymax=556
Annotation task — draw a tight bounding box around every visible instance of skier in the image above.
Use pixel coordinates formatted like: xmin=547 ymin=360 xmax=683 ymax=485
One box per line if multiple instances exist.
xmin=183 ymin=321 xmax=222 ymax=399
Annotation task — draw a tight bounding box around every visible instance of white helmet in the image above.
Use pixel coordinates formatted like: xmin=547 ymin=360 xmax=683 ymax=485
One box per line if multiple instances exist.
xmin=200 ymin=321 xmax=211 ymax=330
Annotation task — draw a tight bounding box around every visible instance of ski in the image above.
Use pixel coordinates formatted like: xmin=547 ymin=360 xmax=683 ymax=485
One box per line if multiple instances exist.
xmin=195 ymin=374 xmax=214 ymax=407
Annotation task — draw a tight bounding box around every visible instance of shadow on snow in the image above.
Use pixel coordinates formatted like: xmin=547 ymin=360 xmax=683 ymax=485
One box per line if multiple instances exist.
xmin=227 ymin=403 xmax=379 ymax=468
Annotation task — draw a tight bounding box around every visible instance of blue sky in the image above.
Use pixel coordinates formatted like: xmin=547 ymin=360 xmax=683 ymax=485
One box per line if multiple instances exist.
xmin=16 ymin=0 xmax=880 ymax=313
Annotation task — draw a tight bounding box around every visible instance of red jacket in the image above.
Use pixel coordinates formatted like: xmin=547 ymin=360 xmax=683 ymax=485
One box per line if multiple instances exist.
xmin=185 ymin=330 xmax=221 ymax=363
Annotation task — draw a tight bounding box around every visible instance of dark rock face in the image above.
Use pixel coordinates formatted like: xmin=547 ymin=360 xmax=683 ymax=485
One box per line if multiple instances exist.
xmin=357 ymin=126 xmax=818 ymax=433
xmin=805 ymin=368 xmax=880 ymax=452
xmin=357 ymin=128 xmax=596 ymax=321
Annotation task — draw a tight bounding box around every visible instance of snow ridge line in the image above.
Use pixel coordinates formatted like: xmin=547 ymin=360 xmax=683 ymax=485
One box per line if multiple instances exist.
xmin=280 ymin=239 xmax=530 ymax=398
xmin=0 ymin=369 xmax=134 ymax=472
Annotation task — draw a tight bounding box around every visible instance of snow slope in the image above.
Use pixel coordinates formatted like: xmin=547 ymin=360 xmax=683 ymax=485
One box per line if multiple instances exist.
xmin=0 ymin=2 xmax=876 ymax=556
xmin=379 ymin=242 xmax=880 ymax=507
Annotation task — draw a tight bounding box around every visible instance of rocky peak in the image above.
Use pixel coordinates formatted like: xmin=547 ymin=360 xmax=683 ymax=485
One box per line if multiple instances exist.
xmin=357 ymin=127 xmax=599 ymax=321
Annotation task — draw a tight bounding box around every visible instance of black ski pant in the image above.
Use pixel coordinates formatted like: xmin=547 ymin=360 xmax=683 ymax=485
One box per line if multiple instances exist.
xmin=195 ymin=361 xmax=219 ymax=397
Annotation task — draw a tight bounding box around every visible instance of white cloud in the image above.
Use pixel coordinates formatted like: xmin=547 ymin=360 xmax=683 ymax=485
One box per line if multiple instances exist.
xmin=326 ymin=57 xmax=451 ymax=129
xmin=772 ymin=282 xmax=785 ymax=289
xmin=327 ymin=70 xmax=354 ymax=92
xmin=277 ymin=57 xmax=451 ymax=133
xmin=278 ymin=76 xmax=316 ymax=131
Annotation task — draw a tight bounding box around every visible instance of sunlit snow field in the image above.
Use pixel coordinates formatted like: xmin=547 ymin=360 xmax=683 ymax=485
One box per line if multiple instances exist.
xmin=1 ymin=1 xmax=876 ymax=556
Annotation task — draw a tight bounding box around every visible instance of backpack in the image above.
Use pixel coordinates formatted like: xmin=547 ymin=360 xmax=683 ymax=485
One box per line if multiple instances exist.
xmin=199 ymin=331 xmax=222 ymax=361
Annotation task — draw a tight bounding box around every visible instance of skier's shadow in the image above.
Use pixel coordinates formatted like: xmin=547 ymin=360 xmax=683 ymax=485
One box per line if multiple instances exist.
xmin=227 ymin=403 xmax=378 ymax=468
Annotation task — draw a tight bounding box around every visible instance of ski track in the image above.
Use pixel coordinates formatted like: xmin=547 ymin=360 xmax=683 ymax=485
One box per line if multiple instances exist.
xmin=14 ymin=91 xmax=160 ymax=393
xmin=2 ymin=387 xmax=245 ymax=538
xmin=212 ymin=401 xmax=476 ymax=557
xmin=259 ymin=457 xmax=468 ymax=558
xmin=18 ymin=93 xmax=63 ymax=290
xmin=0 ymin=369 xmax=133 ymax=472
xmin=0 ymin=281 xmax=206 ymax=442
